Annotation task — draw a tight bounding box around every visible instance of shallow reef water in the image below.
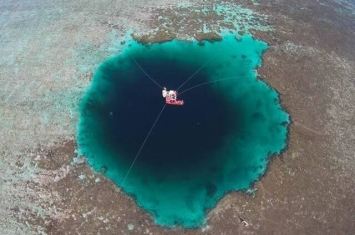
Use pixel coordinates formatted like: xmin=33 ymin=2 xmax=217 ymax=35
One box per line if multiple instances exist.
xmin=77 ymin=34 xmax=289 ymax=227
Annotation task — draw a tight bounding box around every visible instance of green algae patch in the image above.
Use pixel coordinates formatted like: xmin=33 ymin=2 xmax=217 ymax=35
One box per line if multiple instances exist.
xmin=77 ymin=34 xmax=289 ymax=227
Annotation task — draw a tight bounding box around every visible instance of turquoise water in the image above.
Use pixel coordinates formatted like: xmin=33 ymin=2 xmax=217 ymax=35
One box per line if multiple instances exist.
xmin=77 ymin=34 xmax=289 ymax=227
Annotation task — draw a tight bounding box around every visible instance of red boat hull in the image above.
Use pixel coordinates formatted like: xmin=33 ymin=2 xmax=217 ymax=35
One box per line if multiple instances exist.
xmin=166 ymin=100 xmax=184 ymax=105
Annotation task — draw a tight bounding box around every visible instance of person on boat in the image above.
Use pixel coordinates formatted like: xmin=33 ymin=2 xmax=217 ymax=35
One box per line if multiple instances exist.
xmin=162 ymin=87 xmax=177 ymax=99
xmin=162 ymin=87 xmax=167 ymax=98
xmin=168 ymin=90 xmax=176 ymax=100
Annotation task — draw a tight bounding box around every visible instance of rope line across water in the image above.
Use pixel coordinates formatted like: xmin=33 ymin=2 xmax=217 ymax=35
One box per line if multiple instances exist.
xmin=179 ymin=76 xmax=246 ymax=96
xmin=120 ymin=104 xmax=167 ymax=186
xmin=129 ymin=53 xmax=163 ymax=89
xmin=176 ymin=52 xmax=221 ymax=91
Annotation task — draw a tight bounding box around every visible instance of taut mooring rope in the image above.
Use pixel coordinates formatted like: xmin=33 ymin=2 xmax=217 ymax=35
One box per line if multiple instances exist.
xmin=176 ymin=53 xmax=220 ymax=91
xmin=179 ymin=76 xmax=246 ymax=96
xmin=129 ymin=53 xmax=163 ymax=89
xmin=120 ymin=104 xmax=166 ymax=186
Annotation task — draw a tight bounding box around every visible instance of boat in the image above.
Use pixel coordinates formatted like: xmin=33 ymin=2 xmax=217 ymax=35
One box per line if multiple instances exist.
xmin=162 ymin=87 xmax=184 ymax=106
